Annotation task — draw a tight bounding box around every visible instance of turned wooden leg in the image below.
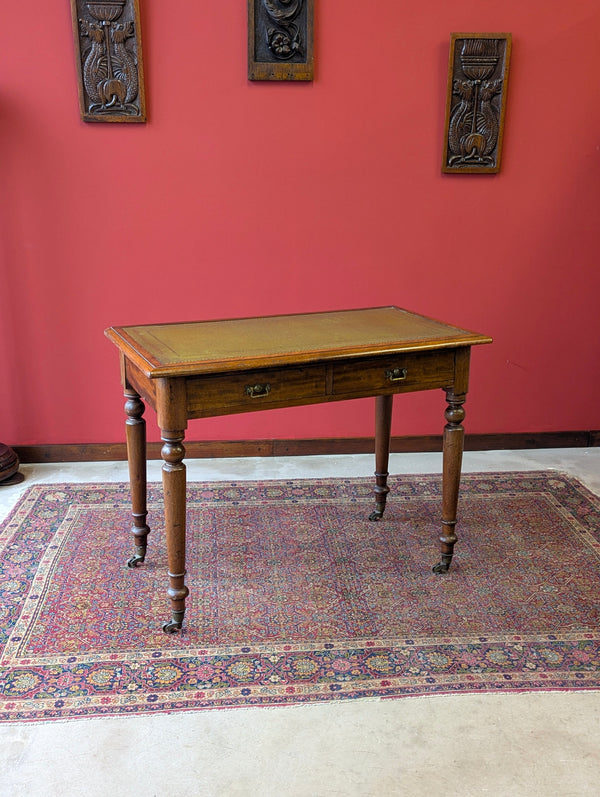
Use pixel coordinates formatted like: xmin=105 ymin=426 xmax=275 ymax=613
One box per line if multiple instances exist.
xmin=161 ymin=429 xmax=189 ymax=633
xmin=369 ymin=394 xmax=394 ymax=521
xmin=433 ymin=390 xmax=466 ymax=574
xmin=124 ymin=389 xmax=150 ymax=568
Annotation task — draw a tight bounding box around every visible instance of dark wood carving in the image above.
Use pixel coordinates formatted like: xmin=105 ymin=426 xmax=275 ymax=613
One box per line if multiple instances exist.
xmin=248 ymin=0 xmax=314 ymax=81
xmin=70 ymin=0 xmax=146 ymax=123
xmin=442 ymin=33 xmax=511 ymax=174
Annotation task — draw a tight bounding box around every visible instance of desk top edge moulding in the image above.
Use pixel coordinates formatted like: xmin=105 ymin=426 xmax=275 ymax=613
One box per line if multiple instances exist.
xmin=70 ymin=0 xmax=146 ymax=122
xmin=248 ymin=0 xmax=314 ymax=81
xmin=442 ymin=32 xmax=512 ymax=174
xmin=105 ymin=306 xmax=493 ymax=378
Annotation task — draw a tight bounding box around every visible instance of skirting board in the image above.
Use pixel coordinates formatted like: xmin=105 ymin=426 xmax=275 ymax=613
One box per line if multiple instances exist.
xmin=12 ymin=431 xmax=600 ymax=464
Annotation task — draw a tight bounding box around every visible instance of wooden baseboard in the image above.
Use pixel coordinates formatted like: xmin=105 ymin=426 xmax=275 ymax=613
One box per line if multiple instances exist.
xmin=12 ymin=430 xmax=599 ymax=464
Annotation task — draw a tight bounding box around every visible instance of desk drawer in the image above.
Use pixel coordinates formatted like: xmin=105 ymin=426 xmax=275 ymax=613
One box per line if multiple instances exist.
xmin=333 ymin=351 xmax=455 ymax=396
xmin=186 ymin=364 xmax=327 ymax=418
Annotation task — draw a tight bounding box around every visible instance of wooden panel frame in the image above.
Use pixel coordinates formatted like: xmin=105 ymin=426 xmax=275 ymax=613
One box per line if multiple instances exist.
xmin=248 ymin=0 xmax=314 ymax=81
xmin=442 ymin=33 xmax=511 ymax=174
xmin=70 ymin=0 xmax=146 ymax=123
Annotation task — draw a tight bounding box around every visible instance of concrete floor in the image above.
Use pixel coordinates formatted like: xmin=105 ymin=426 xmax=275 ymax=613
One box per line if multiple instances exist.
xmin=1 ymin=448 xmax=599 ymax=796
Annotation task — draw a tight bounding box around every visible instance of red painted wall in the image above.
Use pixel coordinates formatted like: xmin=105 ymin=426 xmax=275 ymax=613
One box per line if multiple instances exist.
xmin=2 ymin=2 xmax=599 ymax=447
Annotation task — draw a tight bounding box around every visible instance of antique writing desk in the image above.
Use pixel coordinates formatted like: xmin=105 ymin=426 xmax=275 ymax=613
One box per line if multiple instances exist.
xmin=105 ymin=307 xmax=492 ymax=632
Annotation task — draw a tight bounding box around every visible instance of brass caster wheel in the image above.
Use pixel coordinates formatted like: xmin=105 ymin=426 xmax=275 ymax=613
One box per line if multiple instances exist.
xmin=162 ymin=611 xmax=185 ymax=634
xmin=368 ymin=507 xmax=385 ymax=522
xmin=126 ymin=548 xmax=146 ymax=568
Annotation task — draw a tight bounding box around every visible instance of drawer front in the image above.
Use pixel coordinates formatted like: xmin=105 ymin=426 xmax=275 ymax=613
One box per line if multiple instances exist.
xmin=186 ymin=364 xmax=327 ymax=418
xmin=332 ymin=351 xmax=455 ymax=397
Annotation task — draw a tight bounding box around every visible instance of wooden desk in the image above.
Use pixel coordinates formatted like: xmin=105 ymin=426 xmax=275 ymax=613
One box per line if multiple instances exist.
xmin=105 ymin=307 xmax=492 ymax=633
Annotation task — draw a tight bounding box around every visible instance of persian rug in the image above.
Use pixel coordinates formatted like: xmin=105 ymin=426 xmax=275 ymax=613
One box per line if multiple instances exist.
xmin=1 ymin=472 xmax=599 ymax=723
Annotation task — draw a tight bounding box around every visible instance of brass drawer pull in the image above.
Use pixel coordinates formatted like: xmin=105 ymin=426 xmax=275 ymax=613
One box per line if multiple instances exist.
xmin=245 ymin=383 xmax=271 ymax=398
xmin=385 ymin=367 xmax=407 ymax=382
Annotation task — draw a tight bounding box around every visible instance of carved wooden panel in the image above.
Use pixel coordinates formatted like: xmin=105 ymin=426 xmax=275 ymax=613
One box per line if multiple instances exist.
xmin=70 ymin=0 xmax=146 ymax=123
xmin=248 ymin=0 xmax=314 ymax=81
xmin=442 ymin=33 xmax=511 ymax=174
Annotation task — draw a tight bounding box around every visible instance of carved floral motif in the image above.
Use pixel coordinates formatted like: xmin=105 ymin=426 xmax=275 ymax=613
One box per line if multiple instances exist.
xmin=248 ymin=0 xmax=313 ymax=80
xmin=262 ymin=0 xmax=304 ymax=60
